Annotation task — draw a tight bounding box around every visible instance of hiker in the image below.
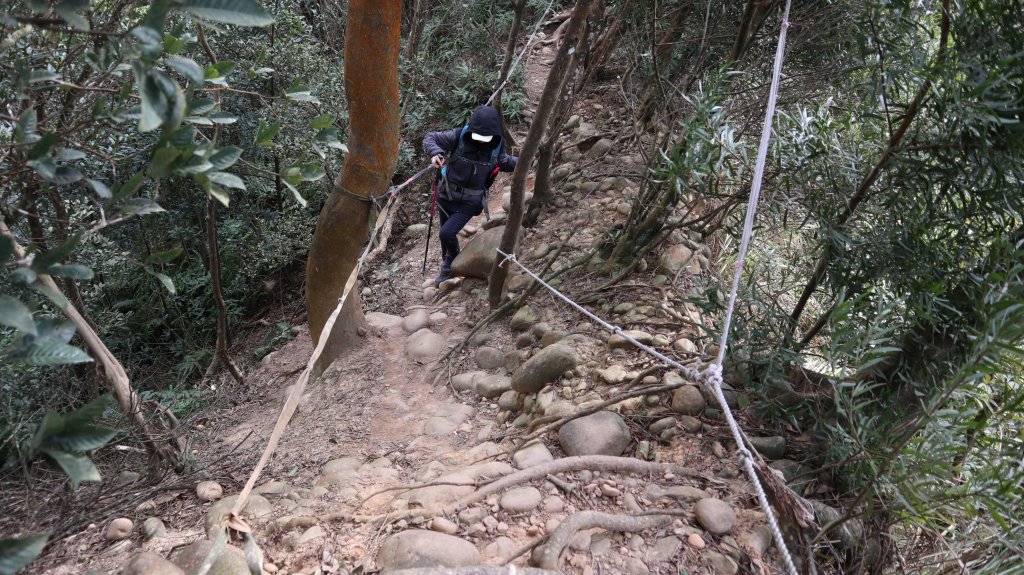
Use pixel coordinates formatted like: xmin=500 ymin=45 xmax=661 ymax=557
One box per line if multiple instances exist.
xmin=423 ymin=106 xmax=518 ymax=286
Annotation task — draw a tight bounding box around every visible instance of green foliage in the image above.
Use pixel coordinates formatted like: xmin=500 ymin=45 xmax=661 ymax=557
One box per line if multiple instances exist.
xmin=0 ymin=533 xmax=49 ymax=575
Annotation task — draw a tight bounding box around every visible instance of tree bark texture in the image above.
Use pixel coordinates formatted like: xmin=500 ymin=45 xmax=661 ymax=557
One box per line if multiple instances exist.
xmin=487 ymin=0 xmax=597 ymax=308
xmin=306 ymin=0 xmax=401 ymax=375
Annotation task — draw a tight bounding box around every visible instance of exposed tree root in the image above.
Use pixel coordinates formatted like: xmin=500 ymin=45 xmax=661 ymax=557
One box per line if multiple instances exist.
xmin=532 ymin=511 xmax=672 ymax=570
xmin=389 ymin=568 xmax=556 ymax=575
xmin=319 ymin=455 xmax=696 ymax=524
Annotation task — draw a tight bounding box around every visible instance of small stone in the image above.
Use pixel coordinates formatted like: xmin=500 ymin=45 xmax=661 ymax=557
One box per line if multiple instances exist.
xmin=705 ymin=551 xmax=739 ymax=575
xmin=649 ymin=417 xmax=676 ymax=435
xmin=172 ymin=541 xmax=249 ymax=575
xmin=498 ymin=390 xmax=522 ymax=412
xmin=122 ymin=552 xmax=185 ymax=575
xmin=298 ymin=525 xmax=326 ymax=545
xmin=558 ymin=411 xmax=631 ymax=456
xmin=115 ymin=470 xmax=140 ymax=486
xmin=377 ymin=530 xmax=480 ymax=570
xmin=196 ymin=480 xmax=223 ymax=502
xmin=105 ymin=518 xmax=133 ymax=540
xmin=624 ymin=558 xmax=650 ymax=575
xmin=569 ymin=530 xmax=592 ymax=551
xmin=499 ymin=486 xmax=542 ymax=513
xmin=650 ymin=536 xmax=681 ymax=562
xmin=748 ymin=436 xmax=787 ymax=459
xmin=542 ymin=495 xmax=564 ymax=513
xmin=324 ymin=457 xmax=363 ymax=475
xmin=452 ymin=371 xmax=484 ymax=393
xmin=741 ymin=525 xmax=773 ymax=557
xmin=607 ymin=330 xmax=653 ymax=350
xmin=600 ymin=484 xmax=621 ymax=497
xmin=596 ymin=364 xmax=629 ymax=384
xmin=204 ymin=494 xmax=273 ymax=535
xmin=658 ymin=244 xmax=694 ymax=274
xmin=510 ymin=306 xmax=537 ymax=331
xmin=515 ymin=332 xmax=535 ymax=349
xmin=403 ymin=308 xmax=431 ymax=333
xmin=430 ymin=517 xmax=459 ymax=535
xmin=678 ymin=415 xmax=703 ymax=433
xmin=671 ymin=385 xmax=706 ymax=415
xmin=475 ymin=346 xmax=505 ymax=370
xmin=673 ymin=338 xmax=698 ymax=353
xmin=476 ymin=374 xmax=512 ymax=399
xmin=141 ymin=517 xmax=166 ymax=540
xmin=459 ymin=507 xmax=488 ymax=525
xmin=406 ymin=329 xmax=445 ymax=361
xmin=511 ymin=344 xmax=580 ymax=393
xmin=695 ymin=498 xmax=737 ymax=535
xmin=513 ymin=441 xmax=554 ymax=469
xmin=687 ymin=533 xmax=705 ymax=549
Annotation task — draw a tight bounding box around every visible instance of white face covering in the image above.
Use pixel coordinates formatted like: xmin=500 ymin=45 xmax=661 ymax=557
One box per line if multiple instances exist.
xmin=470 ymin=132 xmax=494 ymax=142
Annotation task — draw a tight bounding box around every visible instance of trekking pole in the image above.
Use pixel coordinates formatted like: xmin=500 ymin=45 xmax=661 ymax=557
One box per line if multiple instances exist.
xmin=422 ymin=168 xmax=439 ymax=275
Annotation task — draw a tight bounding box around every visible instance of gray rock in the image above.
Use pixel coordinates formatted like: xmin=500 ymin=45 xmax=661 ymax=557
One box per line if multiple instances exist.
xmin=705 ymin=551 xmax=739 ymax=574
xmin=403 ymin=308 xmax=431 ymax=333
xmin=408 ymin=474 xmax=476 ymax=508
xmin=172 ymin=541 xmax=249 ymax=575
xmin=451 ymin=226 xmax=504 ymax=279
xmin=475 ymin=346 xmax=505 ymax=369
xmin=406 ymin=328 xmax=445 ymax=361
xmin=607 ymin=330 xmax=653 ymax=350
xmin=624 ymin=558 xmax=650 ymax=575
xmin=512 ymin=440 xmax=554 ymax=469
xmin=748 ymin=436 xmax=786 ymax=460
xmin=695 ymin=498 xmax=737 ymax=535
xmin=515 ymin=332 xmax=535 ymax=349
xmin=551 ymin=164 xmax=571 ymax=182
xmin=740 ymin=525 xmax=773 ymax=557
xmin=105 ymin=518 xmax=133 ymax=540
xmin=458 ymin=507 xmax=488 ymax=525
xmin=423 ymin=418 xmax=457 ymax=435
xmin=587 ymin=138 xmax=614 ymax=159
xmin=404 ymin=223 xmax=428 ymax=237
xmin=122 ymin=552 xmax=185 ymax=575
xmin=324 ymin=457 xmax=362 ymax=475
xmin=476 ymin=374 xmax=512 ymax=399
xmin=499 ymin=486 xmax=542 ymax=513
xmin=671 ymin=385 xmax=706 ymax=415
xmin=510 ymin=305 xmax=537 ymax=332
xmin=811 ymin=501 xmax=863 ymax=550
xmin=115 ymin=470 xmax=140 ymax=486
xmin=650 ymin=536 xmax=681 ymax=562
xmin=497 ymin=390 xmax=522 ymax=412
xmin=366 ymin=308 xmax=401 ymax=327
xmin=377 ymin=530 xmax=480 ymax=572
xmin=452 ymin=371 xmax=485 ymax=393
xmin=649 ymin=417 xmax=677 ymax=435
xmin=558 ymin=411 xmax=631 ymax=456
xmin=205 ymin=494 xmax=273 ymax=534
xmin=538 ymin=330 xmax=567 ymax=347
xmin=511 ymin=344 xmax=579 ymax=393
xmin=658 ymin=244 xmax=694 ymax=274
xmin=679 ymin=415 xmax=703 ymax=433
xmin=430 ymin=517 xmax=458 ymax=535
xmin=542 ymin=495 xmax=564 ymax=513
xmin=141 ymin=517 xmax=166 ymax=540
xmin=700 ymin=380 xmax=738 ymax=408
xmin=483 ymin=536 xmax=517 ymax=559
xmin=770 ymin=459 xmax=812 ymax=493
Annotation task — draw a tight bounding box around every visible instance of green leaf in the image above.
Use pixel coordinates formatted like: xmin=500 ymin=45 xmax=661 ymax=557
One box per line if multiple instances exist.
xmin=14 ymin=109 xmax=38 ymax=144
xmin=148 ymin=147 xmax=181 ymax=178
xmin=85 ymin=179 xmax=112 ymax=199
xmin=143 ymin=0 xmax=170 ymax=31
xmin=176 ymin=155 xmax=213 ymax=175
xmin=32 ymin=235 xmax=80 ymax=271
xmin=64 ymin=395 xmax=112 ymax=427
xmin=189 ymin=97 xmax=217 ymax=115
xmin=284 ymin=79 xmax=318 ymax=103
xmin=206 ymin=183 xmax=230 ymax=206
xmin=0 ymin=236 xmax=13 ymax=265
xmin=208 ymin=172 xmax=245 ymax=190
xmin=28 ymin=133 xmax=56 ymax=161
xmin=281 ymin=180 xmax=307 ymax=207
xmin=145 ymin=268 xmax=177 ymax=294
xmin=29 ymin=283 xmax=69 ymax=310
xmin=209 ymin=112 xmax=237 ymax=124
xmin=209 ymin=146 xmax=242 ymax=170
xmin=145 ymin=247 xmax=184 ymax=265
xmin=29 ymin=69 xmax=59 ymax=83
xmin=122 ymin=198 xmax=166 ymax=216
xmin=44 ymin=425 xmax=118 ymax=453
xmin=309 ymin=114 xmax=333 ymax=129
xmin=116 ymin=172 xmax=147 ymax=200
xmin=17 ymin=338 xmax=92 ymax=366
xmin=130 ymin=26 xmax=164 ymax=56
xmin=175 ymin=0 xmax=275 ymax=26
xmin=299 ymin=163 xmax=326 ymax=181
xmin=136 ymin=66 xmax=185 ymax=133
xmin=56 ymin=148 xmax=86 ymax=161
xmin=46 ymin=264 xmax=94 ymax=280
xmin=55 ymin=0 xmax=90 ymax=31
xmin=255 ymin=120 xmax=281 ymax=146
xmin=0 ymin=533 xmax=49 ymax=575
xmin=34 ymin=318 xmax=76 ymax=344
xmin=10 ymin=268 xmax=37 ymax=286
xmin=166 ymin=55 xmax=204 ymax=85
xmin=31 ymin=411 xmax=65 ymax=449
xmin=0 ymin=295 xmax=37 ymax=336
xmin=40 ymin=448 xmax=100 ymax=488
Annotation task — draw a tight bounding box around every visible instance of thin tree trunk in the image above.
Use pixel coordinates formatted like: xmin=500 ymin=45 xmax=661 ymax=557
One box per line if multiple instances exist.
xmin=789 ymin=0 xmax=950 ymax=329
xmin=405 ymin=0 xmax=426 ymax=60
xmin=492 ymin=0 xmax=525 ymax=151
xmin=488 ymin=0 xmax=597 ymax=308
xmin=306 ymin=0 xmax=401 ymax=375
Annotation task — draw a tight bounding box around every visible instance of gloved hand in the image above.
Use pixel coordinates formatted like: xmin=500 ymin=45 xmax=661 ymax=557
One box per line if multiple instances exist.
xmin=431 ymin=154 xmax=445 ymax=168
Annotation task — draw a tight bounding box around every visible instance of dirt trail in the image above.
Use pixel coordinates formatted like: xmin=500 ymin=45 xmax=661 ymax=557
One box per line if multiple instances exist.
xmin=45 ymin=38 xmax=788 ymax=575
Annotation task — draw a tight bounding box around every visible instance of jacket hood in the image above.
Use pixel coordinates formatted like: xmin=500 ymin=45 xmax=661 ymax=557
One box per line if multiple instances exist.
xmin=468 ymin=106 xmax=502 ymax=138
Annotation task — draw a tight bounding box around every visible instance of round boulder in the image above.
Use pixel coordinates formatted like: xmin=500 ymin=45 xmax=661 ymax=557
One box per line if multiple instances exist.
xmin=558 ymin=411 xmax=632 ymax=456
xmin=511 ymin=344 xmax=580 ymax=394
xmin=377 ymin=529 xmax=480 ymax=572
xmin=172 ymin=541 xmax=249 ymax=575
xmin=671 ymin=385 xmax=706 ymax=415
xmin=122 ymin=552 xmax=185 ymax=575
xmin=451 ymin=226 xmax=504 ymax=279
xmin=694 ymin=498 xmax=737 ymax=535
xmin=499 ymin=486 xmax=542 ymax=513
xmin=406 ymin=328 xmax=445 ymax=361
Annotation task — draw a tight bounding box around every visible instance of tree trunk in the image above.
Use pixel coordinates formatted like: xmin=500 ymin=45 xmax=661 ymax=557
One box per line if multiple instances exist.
xmin=204 ymin=198 xmax=245 ymax=383
xmin=492 ymin=0 xmax=525 ymax=151
xmin=487 ymin=0 xmax=597 ymax=308
xmin=306 ymin=0 xmax=401 ymax=375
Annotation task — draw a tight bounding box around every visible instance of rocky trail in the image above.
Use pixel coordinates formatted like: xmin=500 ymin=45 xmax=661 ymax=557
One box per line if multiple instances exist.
xmin=44 ymin=42 xmax=816 ymax=575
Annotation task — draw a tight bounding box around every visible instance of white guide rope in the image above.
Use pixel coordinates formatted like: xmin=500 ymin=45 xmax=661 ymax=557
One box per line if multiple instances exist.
xmin=496 ymin=3 xmax=798 ymax=573
xmin=486 ymin=0 xmax=559 ymax=107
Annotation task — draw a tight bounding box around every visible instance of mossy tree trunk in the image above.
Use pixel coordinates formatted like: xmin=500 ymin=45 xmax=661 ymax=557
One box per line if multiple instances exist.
xmin=306 ymin=0 xmax=401 ymax=375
